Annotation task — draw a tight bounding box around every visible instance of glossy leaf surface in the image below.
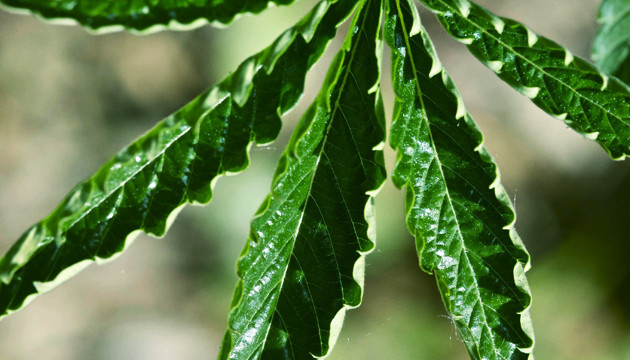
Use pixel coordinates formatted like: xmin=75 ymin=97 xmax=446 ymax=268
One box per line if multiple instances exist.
xmin=593 ymin=0 xmax=630 ymax=83
xmin=0 ymin=0 xmax=297 ymax=32
xmin=0 ymin=0 xmax=358 ymax=319
xmin=419 ymin=0 xmax=630 ymax=160
xmin=219 ymin=0 xmax=385 ymax=358
xmin=386 ymin=0 xmax=534 ymax=358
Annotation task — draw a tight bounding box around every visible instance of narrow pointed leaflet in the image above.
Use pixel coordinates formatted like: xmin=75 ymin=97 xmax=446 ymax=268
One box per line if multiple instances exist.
xmin=418 ymin=0 xmax=630 ymax=160
xmin=1 ymin=0 xmax=299 ymax=32
xmin=219 ymin=0 xmax=385 ymax=358
xmin=593 ymin=0 xmax=630 ymax=83
xmin=385 ymin=0 xmax=534 ymax=359
xmin=0 ymin=0 xmax=360 ymax=319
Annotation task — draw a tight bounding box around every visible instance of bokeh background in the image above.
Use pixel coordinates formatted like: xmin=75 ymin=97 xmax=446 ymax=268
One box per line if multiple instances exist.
xmin=1 ymin=0 xmax=629 ymax=358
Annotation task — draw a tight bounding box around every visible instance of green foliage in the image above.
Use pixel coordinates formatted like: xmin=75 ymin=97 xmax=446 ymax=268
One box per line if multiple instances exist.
xmin=1 ymin=0 xmax=629 ymax=359
xmin=386 ymin=0 xmax=533 ymax=357
xmin=593 ymin=0 xmax=630 ymax=83
xmin=219 ymin=0 xmax=385 ymax=357
xmin=0 ymin=0 xmax=298 ymax=32
xmin=419 ymin=0 xmax=630 ymax=160
xmin=0 ymin=0 xmax=356 ymax=317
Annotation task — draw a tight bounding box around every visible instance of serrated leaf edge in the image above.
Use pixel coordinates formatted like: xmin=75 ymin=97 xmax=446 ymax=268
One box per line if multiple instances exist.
xmin=388 ymin=0 xmax=534 ymax=357
xmin=0 ymin=0 xmax=299 ymax=34
xmin=421 ymin=0 xmax=630 ymax=160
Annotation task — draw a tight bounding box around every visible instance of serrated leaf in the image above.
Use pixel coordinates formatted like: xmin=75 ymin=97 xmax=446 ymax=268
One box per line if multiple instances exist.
xmin=0 ymin=0 xmax=359 ymax=320
xmin=418 ymin=0 xmax=630 ymax=160
xmin=385 ymin=0 xmax=534 ymax=359
xmin=219 ymin=0 xmax=385 ymax=358
xmin=593 ymin=0 xmax=630 ymax=84
xmin=0 ymin=0 xmax=298 ymax=33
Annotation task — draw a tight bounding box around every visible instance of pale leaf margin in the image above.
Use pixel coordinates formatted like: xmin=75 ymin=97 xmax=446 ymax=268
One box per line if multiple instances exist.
xmin=0 ymin=0 xmax=299 ymax=34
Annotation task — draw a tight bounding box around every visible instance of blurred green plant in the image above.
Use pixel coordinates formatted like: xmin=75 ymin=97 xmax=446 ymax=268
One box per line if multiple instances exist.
xmin=0 ymin=0 xmax=629 ymax=359
xmin=593 ymin=0 xmax=630 ymax=83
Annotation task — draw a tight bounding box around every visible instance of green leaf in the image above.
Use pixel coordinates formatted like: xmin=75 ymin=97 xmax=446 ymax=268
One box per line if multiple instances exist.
xmin=0 ymin=0 xmax=298 ymax=32
xmin=593 ymin=0 xmax=630 ymax=84
xmin=0 ymin=0 xmax=358 ymax=320
xmin=385 ymin=0 xmax=534 ymax=359
xmin=418 ymin=0 xmax=630 ymax=160
xmin=219 ymin=0 xmax=385 ymax=358
xmin=613 ymin=57 xmax=630 ymax=85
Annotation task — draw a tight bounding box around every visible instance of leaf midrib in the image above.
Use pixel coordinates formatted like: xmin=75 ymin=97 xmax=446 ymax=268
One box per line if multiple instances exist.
xmin=61 ymin=119 xmax=195 ymax=247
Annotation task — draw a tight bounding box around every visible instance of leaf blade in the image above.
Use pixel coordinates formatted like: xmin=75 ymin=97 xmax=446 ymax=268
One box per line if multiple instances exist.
xmin=220 ymin=0 xmax=386 ymax=358
xmin=593 ymin=0 xmax=630 ymax=72
xmin=419 ymin=0 xmax=630 ymax=160
xmin=0 ymin=0 xmax=358 ymax=319
xmin=385 ymin=0 xmax=534 ymax=359
xmin=0 ymin=0 xmax=302 ymax=32
xmin=593 ymin=0 xmax=630 ymax=83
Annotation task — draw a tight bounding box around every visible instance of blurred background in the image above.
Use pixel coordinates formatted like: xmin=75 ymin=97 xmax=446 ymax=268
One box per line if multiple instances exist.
xmin=1 ymin=0 xmax=629 ymax=358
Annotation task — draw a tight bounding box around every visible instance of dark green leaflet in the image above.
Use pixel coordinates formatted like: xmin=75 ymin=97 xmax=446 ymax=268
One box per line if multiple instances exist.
xmin=219 ymin=0 xmax=385 ymax=358
xmin=419 ymin=0 xmax=630 ymax=160
xmin=1 ymin=0 xmax=297 ymax=32
xmin=386 ymin=0 xmax=534 ymax=359
xmin=0 ymin=0 xmax=359 ymax=319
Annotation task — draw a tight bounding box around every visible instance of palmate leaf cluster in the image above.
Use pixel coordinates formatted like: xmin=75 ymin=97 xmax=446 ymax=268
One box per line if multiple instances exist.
xmin=1 ymin=0 xmax=629 ymax=359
